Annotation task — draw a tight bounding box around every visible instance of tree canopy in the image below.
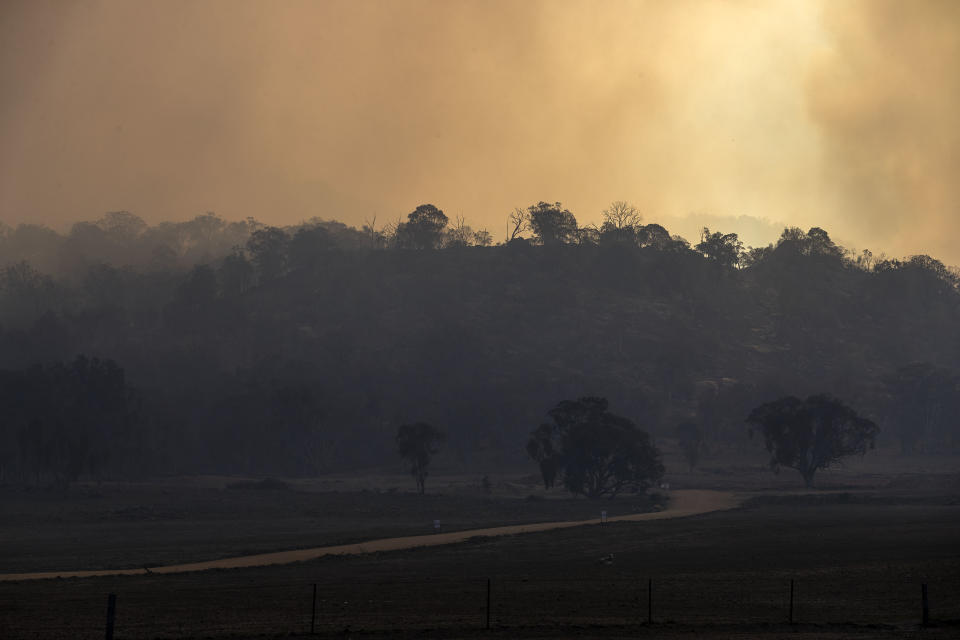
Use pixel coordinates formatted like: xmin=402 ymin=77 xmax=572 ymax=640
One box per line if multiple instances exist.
xmin=527 ymin=202 xmax=578 ymax=246
xmin=675 ymin=421 xmax=704 ymax=471
xmin=1 ymin=355 xmax=136 ymax=489
xmin=696 ymin=227 xmax=743 ymax=268
xmin=527 ymin=397 xmax=663 ymax=498
xmin=396 ymin=422 xmax=445 ymax=494
xmin=0 ymin=209 xmax=958 ymax=484
xmin=395 ymin=204 xmax=449 ymax=250
xmin=882 ymin=363 xmax=960 ymax=454
xmin=747 ymin=394 xmax=879 ymax=488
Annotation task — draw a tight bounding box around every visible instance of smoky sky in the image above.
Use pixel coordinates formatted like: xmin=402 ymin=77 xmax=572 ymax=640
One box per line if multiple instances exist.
xmin=1 ymin=0 xmax=958 ymax=261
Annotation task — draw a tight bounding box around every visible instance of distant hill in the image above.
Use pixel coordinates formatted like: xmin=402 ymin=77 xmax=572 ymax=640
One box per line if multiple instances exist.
xmin=1 ymin=215 xmax=958 ymax=481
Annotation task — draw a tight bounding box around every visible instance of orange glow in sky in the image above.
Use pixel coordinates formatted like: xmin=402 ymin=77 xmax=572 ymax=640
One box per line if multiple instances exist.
xmin=1 ymin=0 xmax=958 ymax=260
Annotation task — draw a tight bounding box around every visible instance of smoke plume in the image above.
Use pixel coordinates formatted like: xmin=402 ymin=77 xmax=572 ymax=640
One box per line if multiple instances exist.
xmin=1 ymin=0 xmax=957 ymax=261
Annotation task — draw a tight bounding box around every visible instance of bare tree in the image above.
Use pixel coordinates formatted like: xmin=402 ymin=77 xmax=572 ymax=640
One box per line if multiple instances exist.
xmin=382 ymin=218 xmax=403 ymax=246
xmin=508 ymin=208 xmax=530 ymax=241
xmin=848 ymin=248 xmax=876 ymax=271
xmin=473 ymin=229 xmax=493 ymax=247
xmin=601 ymin=201 xmax=642 ymax=230
xmin=446 ymin=215 xmax=474 ymax=247
xmin=362 ymin=215 xmax=387 ymax=249
xmin=574 ymin=224 xmax=600 ymax=246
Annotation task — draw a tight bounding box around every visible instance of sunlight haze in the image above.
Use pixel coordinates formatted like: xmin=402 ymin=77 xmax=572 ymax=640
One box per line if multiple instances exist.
xmin=1 ymin=0 xmax=957 ymax=260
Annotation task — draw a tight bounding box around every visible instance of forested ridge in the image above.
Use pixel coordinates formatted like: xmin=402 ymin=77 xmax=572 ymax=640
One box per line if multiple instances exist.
xmin=1 ymin=206 xmax=959 ymax=484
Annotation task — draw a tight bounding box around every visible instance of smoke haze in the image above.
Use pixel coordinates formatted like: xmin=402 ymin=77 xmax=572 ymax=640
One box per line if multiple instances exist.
xmin=807 ymin=0 xmax=960 ymax=261
xmin=1 ymin=0 xmax=957 ymax=260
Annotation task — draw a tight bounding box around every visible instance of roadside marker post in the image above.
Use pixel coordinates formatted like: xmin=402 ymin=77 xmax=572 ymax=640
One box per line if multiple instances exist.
xmin=105 ymin=593 xmax=116 ymax=640
xmin=789 ymin=579 xmax=794 ymax=624
xmin=647 ymin=578 xmax=653 ymax=624
xmin=486 ymin=577 xmax=491 ymax=629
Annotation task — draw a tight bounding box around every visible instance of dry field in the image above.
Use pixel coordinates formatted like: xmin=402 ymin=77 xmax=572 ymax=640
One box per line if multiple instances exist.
xmin=1 ymin=450 xmax=958 ymax=638
xmin=0 ymin=472 xmax=665 ymax=574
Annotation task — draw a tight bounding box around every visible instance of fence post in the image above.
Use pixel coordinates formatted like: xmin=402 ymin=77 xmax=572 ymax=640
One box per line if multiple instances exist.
xmin=921 ymin=583 xmax=929 ymax=627
xmin=311 ymin=583 xmax=317 ymax=634
xmin=789 ymin=579 xmax=794 ymax=624
xmin=647 ymin=578 xmax=653 ymax=624
xmin=486 ymin=577 xmax=491 ymax=629
xmin=105 ymin=593 xmax=116 ymax=640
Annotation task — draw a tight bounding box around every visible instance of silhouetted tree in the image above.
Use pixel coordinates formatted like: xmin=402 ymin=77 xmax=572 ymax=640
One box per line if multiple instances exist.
xmin=696 ymin=380 xmax=763 ymax=447
xmin=773 ymin=226 xmax=843 ymax=260
xmin=472 ymin=229 xmax=493 ymax=247
xmin=246 ymin=227 xmax=289 ymax=281
xmin=747 ymin=394 xmax=879 ymax=488
xmin=637 ymin=223 xmax=672 ymax=250
xmin=598 ymin=201 xmax=642 ymax=245
xmin=4 ymin=356 xmax=137 ymax=489
xmin=270 ymin=384 xmax=327 ymax=475
xmin=98 ymin=211 xmax=148 ymax=242
xmin=527 ymin=201 xmax=577 ymax=246
xmin=882 ymin=363 xmax=960 ymax=454
xmin=288 ymin=225 xmax=332 ymax=271
xmin=675 ymin=421 xmax=703 ymax=471
xmin=360 ymin=216 xmax=388 ymax=249
xmin=696 ymin=227 xmax=743 ymax=268
xmin=81 ymin=263 xmax=129 ymax=309
xmin=574 ymin=225 xmax=600 ymax=246
xmin=218 ymin=250 xmax=254 ymax=297
xmin=396 ymin=422 xmax=444 ymax=494
xmin=444 ymin=215 xmax=475 ymax=248
xmin=526 ymin=423 xmax=559 ymax=489
xmin=507 ymin=207 xmax=530 ymax=241
xmin=2 ymin=211 xmax=959 ymax=483
xmin=0 ymin=261 xmax=56 ymax=327
xmin=874 ymin=255 xmax=959 ymax=301
xmin=395 ymin=204 xmax=448 ymax=249
xmin=0 ymin=224 xmax=62 ymax=273
xmin=601 ymin=201 xmax=642 ymax=231
xmin=527 ymin=397 xmax=663 ymax=498
xmin=176 ymin=265 xmax=218 ymax=309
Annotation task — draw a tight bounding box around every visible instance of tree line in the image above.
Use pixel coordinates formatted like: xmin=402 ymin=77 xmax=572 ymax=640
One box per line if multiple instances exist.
xmin=402 ymin=392 xmax=877 ymax=496
xmin=1 ymin=202 xmax=959 ymax=486
xmin=8 ymin=202 xmax=954 ymax=279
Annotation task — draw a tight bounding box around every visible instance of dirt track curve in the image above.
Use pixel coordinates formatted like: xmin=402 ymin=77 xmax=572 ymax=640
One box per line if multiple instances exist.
xmin=0 ymin=489 xmax=740 ymax=582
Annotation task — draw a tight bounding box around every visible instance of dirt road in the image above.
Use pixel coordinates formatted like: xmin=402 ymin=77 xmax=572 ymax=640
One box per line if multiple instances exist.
xmin=0 ymin=489 xmax=739 ymax=582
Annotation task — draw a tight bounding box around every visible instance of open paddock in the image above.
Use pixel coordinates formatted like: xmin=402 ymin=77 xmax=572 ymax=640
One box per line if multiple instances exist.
xmin=2 ymin=488 xmax=958 ymax=639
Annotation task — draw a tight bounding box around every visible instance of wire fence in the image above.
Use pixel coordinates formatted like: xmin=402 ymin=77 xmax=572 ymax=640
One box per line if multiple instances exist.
xmin=3 ymin=575 xmax=959 ymax=638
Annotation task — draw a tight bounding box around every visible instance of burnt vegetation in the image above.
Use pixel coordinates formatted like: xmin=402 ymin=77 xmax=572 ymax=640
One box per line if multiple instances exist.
xmin=1 ymin=202 xmax=959 ymax=487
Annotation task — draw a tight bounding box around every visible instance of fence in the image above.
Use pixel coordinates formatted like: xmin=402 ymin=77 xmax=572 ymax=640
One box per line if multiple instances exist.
xmin=3 ymin=575 xmax=958 ymax=638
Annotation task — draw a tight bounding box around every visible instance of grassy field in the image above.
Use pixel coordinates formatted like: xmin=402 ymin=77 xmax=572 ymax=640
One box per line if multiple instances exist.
xmin=2 ymin=498 xmax=958 ymax=638
xmin=1 ymin=452 xmax=959 ymax=638
xmin=0 ymin=473 xmax=669 ymax=573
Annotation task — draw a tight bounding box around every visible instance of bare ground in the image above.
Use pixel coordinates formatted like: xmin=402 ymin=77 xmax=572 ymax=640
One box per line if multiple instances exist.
xmin=0 ymin=489 xmax=738 ymax=580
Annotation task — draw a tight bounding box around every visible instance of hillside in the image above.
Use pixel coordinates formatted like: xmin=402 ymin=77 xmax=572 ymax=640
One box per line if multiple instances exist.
xmin=1 ymin=219 xmax=959 ymax=480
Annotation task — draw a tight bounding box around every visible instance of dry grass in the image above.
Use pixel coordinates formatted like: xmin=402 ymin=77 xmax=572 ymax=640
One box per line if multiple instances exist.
xmin=0 ymin=473 xmax=662 ymax=573
xmin=1 ymin=453 xmax=958 ymax=638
